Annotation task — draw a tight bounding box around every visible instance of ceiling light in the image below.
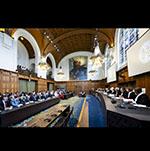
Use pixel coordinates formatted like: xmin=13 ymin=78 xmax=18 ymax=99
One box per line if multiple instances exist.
xmin=46 ymin=35 xmax=49 ymax=39
xmin=20 ymin=37 xmax=24 ymax=40
xmin=90 ymin=29 xmax=104 ymax=68
xmin=44 ymin=32 xmax=47 ymax=35
xmin=110 ymin=43 xmax=114 ymax=48
xmin=38 ymin=56 xmax=50 ymax=71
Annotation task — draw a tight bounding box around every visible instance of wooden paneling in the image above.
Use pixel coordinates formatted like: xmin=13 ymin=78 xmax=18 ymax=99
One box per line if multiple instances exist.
xmin=19 ymin=74 xmax=55 ymax=92
xmin=0 ymin=68 xmax=56 ymax=93
xmin=136 ymin=73 xmax=150 ymax=97
xmin=0 ymin=69 xmax=19 ymax=93
xmin=145 ymin=74 xmax=150 ymax=97
xmin=56 ymin=80 xmax=105 ymax=94
xmin=37 ymin=79 xmax=47 ymax=92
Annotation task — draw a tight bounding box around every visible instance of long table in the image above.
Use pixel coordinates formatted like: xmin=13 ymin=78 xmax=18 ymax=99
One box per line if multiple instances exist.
xmin=64 ymin=92 xmax=74 ymax=99
xmin=96 ymin=92 xmax=150 ymax=127
xmin=0 ymin=97 xmax=60 ymax=127
xmin=14 ymin=104 xmax=72 ymax=127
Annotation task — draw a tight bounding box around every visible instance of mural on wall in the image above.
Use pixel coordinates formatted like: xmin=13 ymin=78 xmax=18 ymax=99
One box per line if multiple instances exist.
xmin=69 ymin=56 xmax=87 ymax=80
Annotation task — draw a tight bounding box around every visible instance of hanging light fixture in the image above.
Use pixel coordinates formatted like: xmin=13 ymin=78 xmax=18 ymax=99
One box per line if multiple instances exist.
xmin=38 ymin=56 xmax=50 ymax=70
xmin=90 ymin=29 xmax=104 ymax=68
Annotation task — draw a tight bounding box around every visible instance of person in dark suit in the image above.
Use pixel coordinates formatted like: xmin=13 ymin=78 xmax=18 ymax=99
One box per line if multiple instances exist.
xmin=115 ymin=87 xmax=122 ymax=97
xmin=121 ymin=87 xmax=128 ymax=99
xmin=135 ymin=88 xmax=150 ymax=107
xmin=128 ymin=88 xmax=137 ymax=100
xmin=0 ymin=96 xmax=5 ymax=111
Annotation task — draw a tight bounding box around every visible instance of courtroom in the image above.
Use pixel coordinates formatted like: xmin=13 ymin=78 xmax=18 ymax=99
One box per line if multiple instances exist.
xmin=0 ymin=28 xmax=150 ymax=127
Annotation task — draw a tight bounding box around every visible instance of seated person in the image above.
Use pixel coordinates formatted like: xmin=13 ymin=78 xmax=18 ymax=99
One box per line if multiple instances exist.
xmin=29 ymin=93 xmax=36 ymax=102
xmin=115 ymin=87 xmax=121 ymax=97
xmin=59 ymin=90 xmax=64 ymax=99
xmin=3 ymin=94 xmax=12 ymax=108
xmin=36 ymin=93 xmax=40 ymax=100
xmin=107 ymin=88 xmax=112 ymax=94
xmin=19 ymin=94 xmax=27 ymax=105
xmin=120 ymin=87 xmax=128 ymax=99
xmin=127 ymin=88 xmax=137 ymax=100
xmin=25 ymin=93 xmax=30 ymax=102
xmin=79 ymin=91 xmax=86 ymax=97
xmin=10 ymin=96 xmax=21 ymax=108
xmin=54 ymin=89 xmax=59 ymax=98
xmin=110 ymin=87 xmax=116 ymax=95
xmin=135 ymin=87 xmax=150 ymax=107
xmin=0 ymin=95 xmax=5 ymax=111
xmin=41 ymin=93 xmax=46 ymax=100
xmin=50 ymin=90 xmax=55 ymax=97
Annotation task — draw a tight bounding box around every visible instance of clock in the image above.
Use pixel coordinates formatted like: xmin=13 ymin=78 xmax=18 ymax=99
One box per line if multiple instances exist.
xmin=139 ymin=40 xmax=150 ymax=64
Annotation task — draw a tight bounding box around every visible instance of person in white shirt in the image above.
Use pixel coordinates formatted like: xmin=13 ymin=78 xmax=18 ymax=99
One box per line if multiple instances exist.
xmin=127 ymin=88 xmax=137 ymax=100
xmin=54 ymin=89 xmax=59 ymax=98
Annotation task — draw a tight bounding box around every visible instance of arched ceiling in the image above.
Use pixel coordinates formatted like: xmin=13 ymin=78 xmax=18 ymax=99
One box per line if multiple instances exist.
xmin=6 ymin=28 xmax=116 ymax=66
xmin=18 ymin=37 xmax=35 ymax=58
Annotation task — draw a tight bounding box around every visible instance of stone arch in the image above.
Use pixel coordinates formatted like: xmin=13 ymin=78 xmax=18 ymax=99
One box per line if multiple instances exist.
xmin=45 ymin=53 xmax=56 ymax=78
xmin=13 ymin=28 xmax=41 ymax=73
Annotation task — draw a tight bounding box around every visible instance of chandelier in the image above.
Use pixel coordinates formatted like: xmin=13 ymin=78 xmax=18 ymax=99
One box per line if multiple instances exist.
xmin=38 ymin=56 xmax=50 ymax=70
xmin=90 ymin=29 xmax=104 ymax=68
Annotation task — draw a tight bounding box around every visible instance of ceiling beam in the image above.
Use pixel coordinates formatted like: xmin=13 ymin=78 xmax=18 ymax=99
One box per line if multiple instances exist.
xmin=44 ymin=29 xmax=113 ymax=55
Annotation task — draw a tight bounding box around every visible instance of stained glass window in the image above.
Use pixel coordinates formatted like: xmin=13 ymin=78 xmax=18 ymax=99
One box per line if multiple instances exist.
xmin=119 ymin=28 xmax=139 ymax=68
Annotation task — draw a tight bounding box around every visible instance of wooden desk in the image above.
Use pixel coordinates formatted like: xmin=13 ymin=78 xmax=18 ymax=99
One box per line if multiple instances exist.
xmin=0 ymin=97 xmax=60 ymax=127
xmin=64 ymin=92 xmax=74 ymax=99
xmin=96 ymin=92 xmax=150 ymax=127
xmin=14 ymin=104 xmax=72 ymax=127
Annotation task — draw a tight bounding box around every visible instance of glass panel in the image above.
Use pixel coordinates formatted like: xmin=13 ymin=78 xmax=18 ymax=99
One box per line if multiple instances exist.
xmin=119 ymin=28 xmax=139 ymax=68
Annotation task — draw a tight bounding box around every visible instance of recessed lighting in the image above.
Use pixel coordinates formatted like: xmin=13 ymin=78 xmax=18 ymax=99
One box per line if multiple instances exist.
xmin=50 ymin=40 xmax=53 ymax=43
xmin=20 ymin=37 xmax=24 ymax=40
xmin=44 ymin=32 xmax=47 ymax=35
xmin=46 ymin=35 xmax=49 ymax=39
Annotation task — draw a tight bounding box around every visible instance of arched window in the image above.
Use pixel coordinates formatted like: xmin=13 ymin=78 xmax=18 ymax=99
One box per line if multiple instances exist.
xmin=118 ymin=28 xmax=139 ymax=68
